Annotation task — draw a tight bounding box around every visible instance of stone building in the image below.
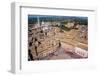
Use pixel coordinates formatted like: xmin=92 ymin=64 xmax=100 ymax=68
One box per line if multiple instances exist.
xmin=28 ymin=24 xmax=60 ymax=60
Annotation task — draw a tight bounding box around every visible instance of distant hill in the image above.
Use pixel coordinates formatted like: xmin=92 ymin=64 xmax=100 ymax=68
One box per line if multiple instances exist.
xmin=28 ymin=15 xmax=88 ymax=25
